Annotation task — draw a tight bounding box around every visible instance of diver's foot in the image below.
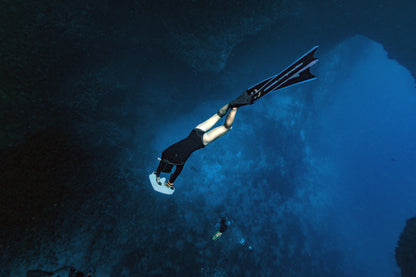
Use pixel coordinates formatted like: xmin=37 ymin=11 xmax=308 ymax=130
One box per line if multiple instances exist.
xmin=217 ymin=104 xmax=230 ymax=117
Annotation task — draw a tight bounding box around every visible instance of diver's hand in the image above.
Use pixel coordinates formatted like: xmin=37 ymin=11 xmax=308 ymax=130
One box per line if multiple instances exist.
xmin=154 ymin=171 xmax=162 ymax=185
xmin=166 ymin=181 xmax=175 ymax=190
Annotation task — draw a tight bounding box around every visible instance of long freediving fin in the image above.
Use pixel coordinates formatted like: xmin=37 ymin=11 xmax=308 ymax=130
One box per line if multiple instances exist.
xmin=229 ymin=46 xmax=319 ymax=107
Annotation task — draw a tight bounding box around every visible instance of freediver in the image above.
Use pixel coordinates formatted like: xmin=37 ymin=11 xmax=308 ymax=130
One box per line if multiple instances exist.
xmin=154 ymin=104 xmax=237 ymax=190
xmin=212 ymin=216 xmax=231 ymax=240
xmin=153 ymin=46 xmax=319 ymax=190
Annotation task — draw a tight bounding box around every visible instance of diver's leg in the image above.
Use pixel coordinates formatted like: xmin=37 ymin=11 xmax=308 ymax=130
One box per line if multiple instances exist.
xmin=224 ymin=107 xmax=237 ymax=128
xmin=195 ymin=104 xmax=229 ymax=131
xmin=195 ymin=114 xmax=221 ymax=132
xmin=202 ymin=107 xmax=237 ymax=145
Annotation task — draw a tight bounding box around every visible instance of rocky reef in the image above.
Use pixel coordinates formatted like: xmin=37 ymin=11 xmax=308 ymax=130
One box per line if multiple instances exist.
xmin=396 ymin=217 xmax=416 ymax=277
xmin=2 ymin=0 xmax=416 ymax=148
xmin=1 ymin=0 xmax=415 ymax=276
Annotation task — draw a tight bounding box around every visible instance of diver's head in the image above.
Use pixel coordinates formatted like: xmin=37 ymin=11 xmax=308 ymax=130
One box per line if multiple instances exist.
xmin=221 ymin=216 xmax=231 ymax=225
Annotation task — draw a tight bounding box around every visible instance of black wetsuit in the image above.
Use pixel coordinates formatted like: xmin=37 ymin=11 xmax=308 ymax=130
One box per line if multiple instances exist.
xmin=156 ymin=128 xmax=205 ymax=183
xmin=219 ymin=217 xmax=229 ymax=233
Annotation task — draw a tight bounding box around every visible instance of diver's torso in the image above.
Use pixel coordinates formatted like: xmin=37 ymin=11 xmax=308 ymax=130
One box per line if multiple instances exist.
xmin=162 ymin=128 xmax=205 ymax=164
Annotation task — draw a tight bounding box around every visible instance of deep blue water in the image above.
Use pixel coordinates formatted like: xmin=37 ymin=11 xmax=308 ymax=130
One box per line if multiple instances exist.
xmin=314 ymin=37 xmax=416 ymax=277
xmin=2 ymin=4 xmax=416 ymax=275
xmin=151 ymin=36 xmax=416 ymax=276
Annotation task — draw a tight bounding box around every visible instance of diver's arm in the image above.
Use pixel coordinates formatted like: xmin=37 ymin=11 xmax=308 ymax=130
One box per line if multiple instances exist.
xmin=155 ymin=159 xmax=165 ymax=178
xmin=169 ymin=164 xmax=184 ymax=183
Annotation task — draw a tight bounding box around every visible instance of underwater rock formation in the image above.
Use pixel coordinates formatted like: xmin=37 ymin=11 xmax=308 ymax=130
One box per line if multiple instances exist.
xmin=1 ymin=0 xmax=416 ymax=148
xmin=1 ymin=1 xmax=416 ymax=276
xmin=396 ymin=217 xmax=416 ymax=277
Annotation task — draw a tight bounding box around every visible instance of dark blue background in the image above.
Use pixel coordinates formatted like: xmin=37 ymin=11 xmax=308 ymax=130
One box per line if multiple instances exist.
xmin=1 ymin=2 xmax=415 ymax=277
